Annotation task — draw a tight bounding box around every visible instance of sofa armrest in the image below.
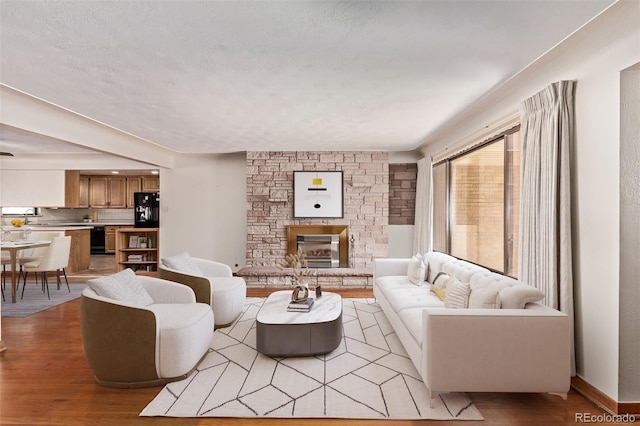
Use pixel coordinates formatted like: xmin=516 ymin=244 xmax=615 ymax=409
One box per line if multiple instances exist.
xmin=421 ymin=307 xmax=570 ymax=395
xmin=192 ymin=258 xmax=233 ymax=277
xmin=139 ymin=276 xmax=197 ymax=304
xmin=158 ymin=266 xmax=212 ymax=305
xmin=373 ymin=258 xmax=411 ymax=281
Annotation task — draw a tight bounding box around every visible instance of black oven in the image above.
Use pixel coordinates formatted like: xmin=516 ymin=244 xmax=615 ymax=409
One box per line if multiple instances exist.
xmin=90 ymin=226 xmax=105 ymax=254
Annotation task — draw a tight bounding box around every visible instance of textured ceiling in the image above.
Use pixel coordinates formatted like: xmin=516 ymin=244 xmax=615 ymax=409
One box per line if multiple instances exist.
xmin=0 ymin=0 xmax=613 ymax=155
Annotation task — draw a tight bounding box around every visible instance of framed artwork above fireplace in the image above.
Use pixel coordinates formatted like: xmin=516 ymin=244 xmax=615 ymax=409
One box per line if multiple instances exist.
xmin=293 ymin=171 xmax=343 ymax=218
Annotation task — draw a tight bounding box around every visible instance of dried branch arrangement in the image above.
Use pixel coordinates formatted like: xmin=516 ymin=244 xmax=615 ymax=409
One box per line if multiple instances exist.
xmin=278 ymin=249 xmax=313 ymax=286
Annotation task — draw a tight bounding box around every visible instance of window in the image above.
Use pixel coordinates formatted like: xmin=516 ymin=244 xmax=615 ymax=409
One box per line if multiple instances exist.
xmin=432 ymin=127 xmax=520 ymax=277
xmin=1 ymin=207 xmax=39 ymax=216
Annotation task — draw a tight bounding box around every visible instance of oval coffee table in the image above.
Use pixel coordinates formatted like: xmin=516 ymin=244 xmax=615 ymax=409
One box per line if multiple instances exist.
xmin=256 ymin=290 xmax=343 ymax=356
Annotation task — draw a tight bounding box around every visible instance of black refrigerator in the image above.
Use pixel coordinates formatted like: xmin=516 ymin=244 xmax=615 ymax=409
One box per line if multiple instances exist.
xmin=134 ymin=192 xmax=160 ymax=228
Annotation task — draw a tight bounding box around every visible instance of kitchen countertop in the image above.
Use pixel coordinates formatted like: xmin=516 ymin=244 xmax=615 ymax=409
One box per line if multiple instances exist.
xmin=3 ymin=225 xmax=95 ymax=231
xmin=3 ymin=222 xmax=134 ymax=231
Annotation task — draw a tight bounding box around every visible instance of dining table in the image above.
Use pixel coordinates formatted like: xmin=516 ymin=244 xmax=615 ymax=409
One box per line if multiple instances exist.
xmin=1 ymin=240 xmax=51 ymax=303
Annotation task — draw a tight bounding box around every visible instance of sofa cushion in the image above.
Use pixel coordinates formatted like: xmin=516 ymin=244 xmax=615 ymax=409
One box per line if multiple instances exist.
xmin=162 ymin=252 xmax=204 ymax=277
xmin=376 ymin=276 xmax=444 ymax=311
xmin=469 ymin=288 xmax=501 ymax=309
xmin=500 ymin=284 xmax=545 ymax=309
xmin=398 ymin=307 xmax=428 ymax=347
xmin=88 ymin=268 xmax=154 ymax=307
xmin=444 ymin=277 xmax=470 ymax=309
xmin=424 ymin=252 xmax=457 ymax=283
xmin=442 ymin=259 xmax=490 ymax=283
xmin=146 ymin=303 xmax=214 ymax=378
xmin=407 ymin=254 xmax=426 ymax=286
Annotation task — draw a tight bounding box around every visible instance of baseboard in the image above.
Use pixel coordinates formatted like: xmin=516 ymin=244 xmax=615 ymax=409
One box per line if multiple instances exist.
xmin=572 ymin=376 xmax=640 ymax=415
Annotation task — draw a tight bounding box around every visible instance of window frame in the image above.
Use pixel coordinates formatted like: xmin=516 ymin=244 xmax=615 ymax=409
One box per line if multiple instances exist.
xmin=432 ymin=125 xmax=520 ymax=277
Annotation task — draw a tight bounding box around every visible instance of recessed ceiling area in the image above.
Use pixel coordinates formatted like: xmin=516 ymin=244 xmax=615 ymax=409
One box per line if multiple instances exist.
xmin=0 ymin=0 xmax=614 ymax=155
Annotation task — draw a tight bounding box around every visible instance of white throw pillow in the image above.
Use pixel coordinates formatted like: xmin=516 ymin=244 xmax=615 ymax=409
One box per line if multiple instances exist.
xmin=161 ymin=252 xmax=203 ymax=276
xmin=499 ymin=284 xmax=545 ymax=309
xmin=444 ymin=277 xmax=470 ymax=309
xmin=88 ymin=268 xmax=153 ymax=307
xmin=469 ymin=288 xmax=501 ymax=309
xmin=407 ymin=254 xmax=426 ymax=286
xmin=432 ymin=271 xmax=450 ymax=290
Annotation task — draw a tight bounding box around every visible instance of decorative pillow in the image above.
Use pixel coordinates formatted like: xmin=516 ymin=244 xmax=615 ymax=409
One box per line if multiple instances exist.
xmin=499 ymin=284 xmax=545 ymax=309
xmin=88 ymin=268 xmax=153 ymax=307
xmin=469 ymin=288 xmax=501 ymax=309
xmin=432 ymin=271 xmax=450 ymax=290
xmin=444 ymin=277 xmax=471 ymax=309
xmin=161 ymin=252 xmax=203 ymax=276
xmin=430 ymin=285 xmax=446 ymax=301
xmin=407 ymin=254 xmax=426 ymax=286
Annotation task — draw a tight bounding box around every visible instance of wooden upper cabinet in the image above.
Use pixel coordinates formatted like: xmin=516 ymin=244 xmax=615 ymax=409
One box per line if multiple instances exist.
xmin=67 ymin=173 xmax=159 ymax=209
xmin=141 ymin=176 xmax=159 ymax=192
xmin=89 ymin=176 xmax=127 ymax=208
xmin=126 ymin=177 xmax=142 ymax=208
xmin=64 ymin=171 xmax=81 ymax=208
xmin=89 ymin=177 xmax=109 ymax=208
xmin=79 ymin=176 xmax=89 ymax=208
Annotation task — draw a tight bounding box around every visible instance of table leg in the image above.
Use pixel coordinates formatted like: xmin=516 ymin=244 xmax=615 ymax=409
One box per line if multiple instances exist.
xmin=10 ymin=251 xmax=17 ymax=303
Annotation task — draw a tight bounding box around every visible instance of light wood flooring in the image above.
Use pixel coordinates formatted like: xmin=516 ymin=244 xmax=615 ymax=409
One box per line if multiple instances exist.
xmin=0 ymin=255 xmax=618 ymax=425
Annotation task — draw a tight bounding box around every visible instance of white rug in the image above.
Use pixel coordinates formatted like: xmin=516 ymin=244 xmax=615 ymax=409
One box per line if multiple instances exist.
xmin=141 ymin=297 xmax=482 ymax=420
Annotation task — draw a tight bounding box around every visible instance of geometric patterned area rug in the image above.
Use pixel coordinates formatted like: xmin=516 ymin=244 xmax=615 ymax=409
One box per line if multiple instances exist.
xmin=141 ymin=297 xmax=482 ymax=420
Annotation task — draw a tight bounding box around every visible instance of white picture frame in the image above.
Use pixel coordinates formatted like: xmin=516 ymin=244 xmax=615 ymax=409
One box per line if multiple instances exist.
xmin=293 ymin=171 xmax=343 ymax=218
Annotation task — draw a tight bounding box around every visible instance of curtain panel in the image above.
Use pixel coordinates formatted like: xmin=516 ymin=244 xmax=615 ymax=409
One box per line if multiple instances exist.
xmin=519 ymin=80 xmax=576 ymax=375
xmin=413 ymin=157 xmax=433 ymax=255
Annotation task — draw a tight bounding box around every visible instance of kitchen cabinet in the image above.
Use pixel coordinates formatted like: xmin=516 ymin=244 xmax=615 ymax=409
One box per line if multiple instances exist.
xmin=89 ymin=176 xmax=127 ymax=208
xmin=65 ymin=229 xmax=91 ymax=273
xmin=126 ymin=177 xmax=142 ymax=208
xmin=65 ymin=173 xmax=159 ymax=208
xmin=79 ymin=176 xmax=89 ymax=208
xmin=105 ymin=225 xmax=125 ymax=253
xmin=141 ymin=176 xmax=159 ymax=192
xmin=115 ymin=228 xmax=159 ymax=275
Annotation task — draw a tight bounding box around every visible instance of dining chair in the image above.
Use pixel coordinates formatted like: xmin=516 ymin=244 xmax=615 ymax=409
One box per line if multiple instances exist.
xmin=18 ymin=231 xmax=64 ymax=268
xmin=21 ymin=236 xmax=72 ymax=300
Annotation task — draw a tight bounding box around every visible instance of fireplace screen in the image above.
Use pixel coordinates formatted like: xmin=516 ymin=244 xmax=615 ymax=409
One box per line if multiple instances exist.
xmin=297 ymin=234 xmax=340 ymax=268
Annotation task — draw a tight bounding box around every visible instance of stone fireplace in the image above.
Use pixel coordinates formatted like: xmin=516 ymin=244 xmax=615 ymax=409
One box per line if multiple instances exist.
xmin=242 ymin=151 xmax=389 ymax=288
xmin=287 ymin=225 xmax=349 ymax=268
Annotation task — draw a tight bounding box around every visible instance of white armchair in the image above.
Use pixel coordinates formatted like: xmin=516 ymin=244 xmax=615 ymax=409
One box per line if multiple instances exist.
xmin=81 ymin=273 xmax=214 ymax=388
xmin=159 ymin=253 xmax=246 ymax=327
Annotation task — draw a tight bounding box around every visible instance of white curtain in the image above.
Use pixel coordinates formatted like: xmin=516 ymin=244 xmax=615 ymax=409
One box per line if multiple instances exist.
xmin=519 ymin=80 xmax=575 ymax=375
xmin=413 ymin=157 xmax=433 ymax=254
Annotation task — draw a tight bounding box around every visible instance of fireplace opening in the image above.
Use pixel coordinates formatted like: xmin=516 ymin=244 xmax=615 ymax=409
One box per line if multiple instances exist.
xmin=297 ymin=234 xmax=340 ymax=268
xmin=287 ymin=225 xmax=349 ymax=268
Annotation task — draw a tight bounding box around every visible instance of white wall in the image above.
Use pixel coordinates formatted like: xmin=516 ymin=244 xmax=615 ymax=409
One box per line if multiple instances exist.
xmin=0 ymin=170 xmax=65 ymax=207
xmin=159 ymin=152 xmax=247 ymax=271
xmin=417 ymin=1 xmax=639 ymax=401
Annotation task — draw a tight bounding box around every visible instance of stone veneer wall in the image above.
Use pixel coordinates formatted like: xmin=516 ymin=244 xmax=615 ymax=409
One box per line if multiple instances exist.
xmin=246 ymin=151 xmax=389 ymax=269
xmin=389 ymin=163 xmax=417 ymax=225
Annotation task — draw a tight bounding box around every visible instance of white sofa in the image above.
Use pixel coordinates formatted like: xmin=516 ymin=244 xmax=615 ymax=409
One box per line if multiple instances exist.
xmin=374 ymin=251 xmax=570 ymax=403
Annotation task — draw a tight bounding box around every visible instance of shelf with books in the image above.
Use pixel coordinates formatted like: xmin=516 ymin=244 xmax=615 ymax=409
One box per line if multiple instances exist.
xmin=115 ymin=227 xmax=159 ymax=275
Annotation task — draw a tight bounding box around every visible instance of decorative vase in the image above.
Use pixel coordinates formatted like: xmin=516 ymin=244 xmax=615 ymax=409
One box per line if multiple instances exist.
xmin=291 ymin=284 xmax=309 ymax=302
